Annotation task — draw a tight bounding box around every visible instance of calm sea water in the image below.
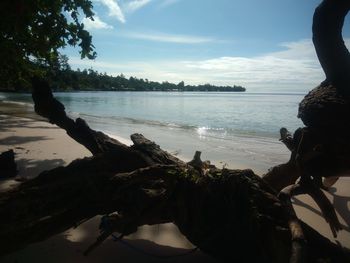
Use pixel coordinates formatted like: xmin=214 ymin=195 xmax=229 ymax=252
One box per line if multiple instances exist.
xmin=0 ymin=91 xmax=306 ymax=173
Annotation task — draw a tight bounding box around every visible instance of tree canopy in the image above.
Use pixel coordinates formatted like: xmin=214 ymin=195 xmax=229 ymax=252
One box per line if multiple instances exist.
xmin=26 ymin=65 xmax=246 ymax=92
xmin=0 ymin=0 xmax=96 ymax=89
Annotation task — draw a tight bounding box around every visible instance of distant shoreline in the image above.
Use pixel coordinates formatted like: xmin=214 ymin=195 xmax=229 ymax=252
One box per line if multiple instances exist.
xmin=0 ymin=68 xmax=246 ymax=93
xmin=1 ymin=90 xmax=307 ymax=95
xmin=0 ymin=89 xmax=246 ymax=93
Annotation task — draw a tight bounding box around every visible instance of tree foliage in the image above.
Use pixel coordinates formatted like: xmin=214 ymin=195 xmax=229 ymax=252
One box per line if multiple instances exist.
xmin=0 ymin=0 xmax=96 ymax=89
xmin=11 ymin=64 xmax=246 ymax=92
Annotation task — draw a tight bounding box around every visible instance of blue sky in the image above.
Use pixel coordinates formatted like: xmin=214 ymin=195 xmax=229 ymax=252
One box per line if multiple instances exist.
xmin=63 ymin=0 xmax=350 ymax=92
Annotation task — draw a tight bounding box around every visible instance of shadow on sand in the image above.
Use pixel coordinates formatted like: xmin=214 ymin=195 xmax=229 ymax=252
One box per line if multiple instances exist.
xmin=0 ymin=158 xmax=66 ymax=191
xmin=0 ymin=115 xmax=56 ymax=133
xmin=0 ymin=135 xmax=50 ymax=145
xmin=0 ymin=217 xmax=218 ymax=263
xmin=292 ymin=189 xmax=350 ymax=233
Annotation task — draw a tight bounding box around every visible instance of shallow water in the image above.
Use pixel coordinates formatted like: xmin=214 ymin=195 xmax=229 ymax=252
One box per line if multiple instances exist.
xmin=0 ymin=91 xmax=306 ymax=173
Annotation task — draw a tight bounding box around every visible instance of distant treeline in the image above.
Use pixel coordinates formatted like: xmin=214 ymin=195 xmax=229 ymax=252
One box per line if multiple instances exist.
xmin=0 ymin=55 xmax=246 ymax=92
xmin=47 ymin=68 xmax=246 ymax=92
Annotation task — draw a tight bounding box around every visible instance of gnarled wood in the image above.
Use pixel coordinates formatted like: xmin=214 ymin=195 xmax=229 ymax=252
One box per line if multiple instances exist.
xmin=312 ymin=0 xmax=350 ymax=94
xmin=264 ymin=2 xmax=350 ymax=227
xmin=0 ymin=139 xmax=349 ymax=262
xmin=31 ymin=76 xmax=125 ymax=155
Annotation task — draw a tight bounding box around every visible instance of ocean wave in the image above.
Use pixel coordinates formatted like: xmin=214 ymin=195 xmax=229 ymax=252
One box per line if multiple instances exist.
xmin=77 ymin=112 xmax=198 ymax=130
xmin=74 ymin=112 xmax=280 ymax=142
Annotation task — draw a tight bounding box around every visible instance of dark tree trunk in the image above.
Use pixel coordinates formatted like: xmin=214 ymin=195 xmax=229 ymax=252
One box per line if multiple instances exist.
xmin=312 ymin=0 xmax=350 ymax=94
xmin=264 ymin=0 xmax=350 ymax=192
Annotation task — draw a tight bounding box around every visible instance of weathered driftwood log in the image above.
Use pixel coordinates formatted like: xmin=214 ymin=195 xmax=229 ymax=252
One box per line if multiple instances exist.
xmin=0 ymin=134 xmax=349 ymax=263
xmin=31 ymin=76 xmax=126 ymax=155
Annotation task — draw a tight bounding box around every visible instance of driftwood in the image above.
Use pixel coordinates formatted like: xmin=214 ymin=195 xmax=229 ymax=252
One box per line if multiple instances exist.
xmin=262 ymin=0 xmax=350 ymax=252
xmin=0 ymin=115 xmax=349 ymax=262
xmin=1 ymin=0 xmax=350 ymax=262
xmin=263 ymin=0 xmax=350 ymax=191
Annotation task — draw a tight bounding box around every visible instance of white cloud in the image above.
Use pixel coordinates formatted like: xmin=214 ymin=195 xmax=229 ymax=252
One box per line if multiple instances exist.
xmin=179 ymin=39 xmax=324 ymax=91
xmin=159 ymin=0 xmax=181 ymax=8
xmin=123 ymin=31 xmax=216 ymax=44
xmin=124 ymin=0 xmax=152 ymax=13
xmin=267 ymin=39 xmax=317 ymax=60
xmin=69 ymin=39 xmax=344 ymax=92
xmin=99 ymin=0 xmax=126 ymax=23
xmin=82 ymin=16 xmax=113 ymax=30
xmin=94 ymin=0 xmax=154 ymax=23
xmin=183 ymin=55 xmax=322 ymax=89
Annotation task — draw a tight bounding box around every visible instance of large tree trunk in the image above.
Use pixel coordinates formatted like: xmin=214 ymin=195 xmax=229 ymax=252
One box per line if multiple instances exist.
xmin=312 ymin=0 xmax=350 ymax=94
xmin=262 ymin=1 xmax=350 ymax=243
xmin=263 ymin=0 xmax=350 ymax=191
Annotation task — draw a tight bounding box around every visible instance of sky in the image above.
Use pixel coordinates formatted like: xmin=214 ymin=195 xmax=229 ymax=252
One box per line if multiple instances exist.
xmin=63 ymin=0 xmax=350 ymax=93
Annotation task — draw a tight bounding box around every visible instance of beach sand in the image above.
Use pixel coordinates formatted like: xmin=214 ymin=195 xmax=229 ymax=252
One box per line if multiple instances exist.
xmin=0 ymin=114 xmax=217 ymax=263
xmin=0 ymin=110 xmax=349 ymax=262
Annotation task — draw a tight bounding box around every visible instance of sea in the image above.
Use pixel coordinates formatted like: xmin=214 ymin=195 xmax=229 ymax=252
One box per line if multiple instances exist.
xmin=0 ymin=91 xmax=306 ymax=174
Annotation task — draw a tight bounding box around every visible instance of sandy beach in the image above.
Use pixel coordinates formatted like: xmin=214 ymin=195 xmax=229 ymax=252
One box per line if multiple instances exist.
xmin=0 ymin=113 xmax=217 ymax=263
xmin=0 ymin=107 xmax=349 ymax=262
